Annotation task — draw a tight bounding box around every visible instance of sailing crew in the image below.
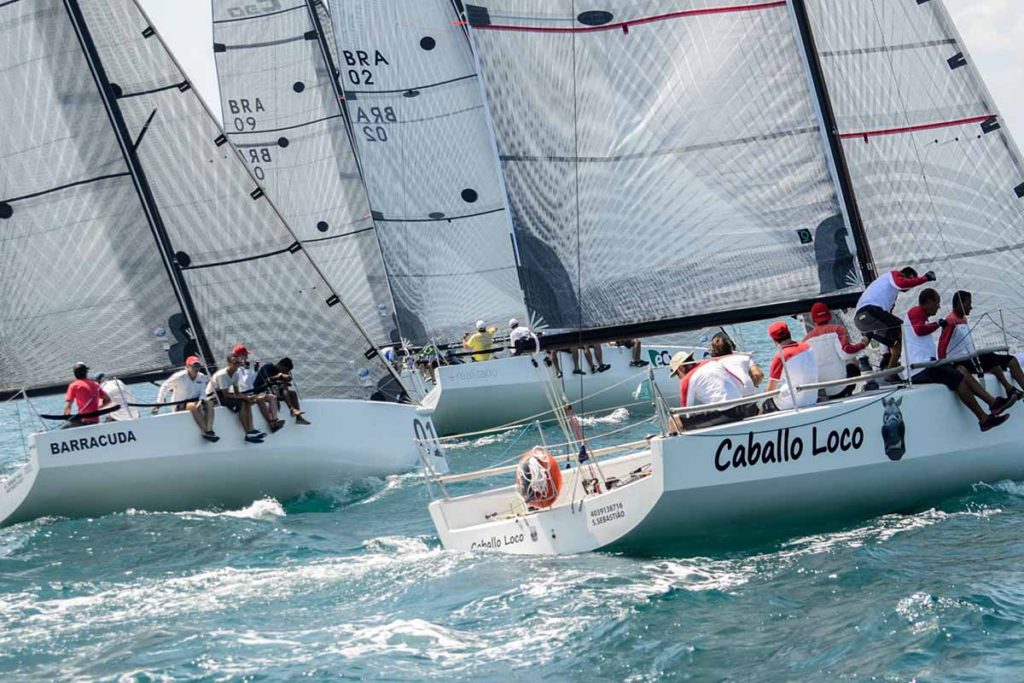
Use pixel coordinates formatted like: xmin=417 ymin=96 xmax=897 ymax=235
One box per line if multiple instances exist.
xmin=938 ymin=290 xmax=1024 ymax=403
xmin=232 ymin=344 xmax=285 ymax=433
xmin=905 ymin=289 xmax=1010 ymax=432
xmin=463 ymin=320 xmax=495 ymax=362
xmin=208 ymin=354 xmax=265 ymax=443
xmin=668 ymin=350 xmax=756 ymax=432
xmin=614 ymin=339 xmax=650 ymax=368
xmin=574 ymin=345 xmax=610 ymax=374
xmin=508 ymin=318 xmax=537 ymax=355
xmin=802 ymin=302 xmax=867 ymax=399
xmin=708 ymin=333 xmax=762 ymax=395
xmin=63 ymin=362 xmax=112 ymax=428
xmin=95 ymin=373 xmax=139 ymax=421
xmin=254 ymin=357 xmax=311 ymax=425
xmin=854 ymin=267 xmax=935 ymax=369
xmin=154 ymin=356 xmax=219 ymax=442
xmin=764 ymin=322 xmax=818 ymax=412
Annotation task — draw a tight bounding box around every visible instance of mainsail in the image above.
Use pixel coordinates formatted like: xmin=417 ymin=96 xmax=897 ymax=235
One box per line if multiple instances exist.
xmin=463 ymin=0 xmax=867 ymax=339
xmin=800 ymin=0 xmax=1024 ymax=348
xmin=1 ymin=0 xmax=403 ymax=401
xmin=210 ymin=0 xmax=400 ymax=346
xmin=329 ymin=0 xmax=528 ymax=342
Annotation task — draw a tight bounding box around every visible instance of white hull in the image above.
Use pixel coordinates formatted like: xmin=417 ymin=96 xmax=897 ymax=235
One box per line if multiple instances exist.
xmin=1 ymin=399 xmax=444 ymax=527
xmin=424 ymin=346 xmax=682 ymax=436
xmin=430 ymin=380 xmax=1024 ymax=555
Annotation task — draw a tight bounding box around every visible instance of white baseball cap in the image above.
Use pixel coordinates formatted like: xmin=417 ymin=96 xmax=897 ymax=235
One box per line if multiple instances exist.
xmin=476 ymin=319 xmax=486 ymax=331
xmin=509 ymin=318 xmax=519 ymax=328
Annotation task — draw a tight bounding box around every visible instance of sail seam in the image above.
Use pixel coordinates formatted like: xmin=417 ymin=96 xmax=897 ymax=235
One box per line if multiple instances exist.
xmin=499 ymin=126 xmax=821 ymax=163
xmin=218 ymin=35 xmax=310 ymax=50
xmin=387 ymin=265 xmax=519 ymax=279
xmin=470 ymin=1 xmax=786 ymax=33
xmin=117 ymin=80 xmax=189 ymax=99
xmin=212 ymin=4 xmax=304 ymax=23
xmin=179 ymin=243 xmax=301 ymax=271
xmin=374 ymin=207 xmax=505 ymax=223
xmin=0 ymin=0 xmax=23 ymax=9
xmin=839 ymin=115 xmax=994 ymax=141
xmin=1 ymin=172 xmax=130 ymax=204
xmin=820 ymin=38 xmax=955 ymax=58
xmin=302 ymin=226 xmax=375 ymax=243
xmin=346 ymin=73 xmax=476 ymax=95
xmin=226 ymin=113 xmax=342 ymax=135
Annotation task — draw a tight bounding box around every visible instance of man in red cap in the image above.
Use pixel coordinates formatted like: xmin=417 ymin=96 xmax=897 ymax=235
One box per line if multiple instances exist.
xmin=765 ymin=321 xmax=818 ymax=411
xmin=154 ymin=355 xmax=218 ymax=442
xmin=233 ymin=343 xmax=285 ymax=433
xmin=802 ymin=302 xmax=867 ymax=399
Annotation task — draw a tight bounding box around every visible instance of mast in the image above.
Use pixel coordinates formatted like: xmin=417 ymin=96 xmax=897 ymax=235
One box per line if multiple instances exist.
xmin=788 ymin=0 xmax=877 ymax=285
xmin=62 ymin=0 xmax=217 ymax=367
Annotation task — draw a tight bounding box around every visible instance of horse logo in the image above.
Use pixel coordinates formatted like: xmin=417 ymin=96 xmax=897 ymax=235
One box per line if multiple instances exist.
xmin=881 ymin=396 xmax=906 ymax=461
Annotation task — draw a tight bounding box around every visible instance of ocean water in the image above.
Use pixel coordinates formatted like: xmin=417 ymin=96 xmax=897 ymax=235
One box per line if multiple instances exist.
xmin=5 ymin=342 xmax=1024 ymax=681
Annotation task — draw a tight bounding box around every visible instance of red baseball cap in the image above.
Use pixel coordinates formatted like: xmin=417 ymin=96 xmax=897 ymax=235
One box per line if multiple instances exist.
xmin=232 ymin=344 xmax=249 ymax=356
xmin=185 ymin=355 xmax=201 ymax=366
xmin=810 ymin=302 xmax=831 ymax=325
xmin=768 ymin=321 xmax=790 ymax=342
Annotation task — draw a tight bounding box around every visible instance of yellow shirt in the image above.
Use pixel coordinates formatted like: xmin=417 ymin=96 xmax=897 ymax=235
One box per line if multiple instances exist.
xmin=464 ymin=330 xmax=494 ymax=362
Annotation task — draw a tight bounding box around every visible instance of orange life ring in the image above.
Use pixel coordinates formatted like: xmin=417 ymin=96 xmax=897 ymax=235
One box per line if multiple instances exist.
xmin=515 ymin=447 xmax=563 ymax=509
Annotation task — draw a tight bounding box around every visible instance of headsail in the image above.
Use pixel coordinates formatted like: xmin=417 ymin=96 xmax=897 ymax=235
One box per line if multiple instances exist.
xmin=801 ymin=0 xmax=1024 ymax=348
xmin=1 ymin=0 xmax=406 ymax=401
xmin=464 ymin=0 xmax=865 ymax=340
xmin=0 ymin=0 xmax=182 ymax=394
xmin=329 ymin=0 xmax=528 ymax=343
xmin=210 ymin=0 xmax=400 ymax=347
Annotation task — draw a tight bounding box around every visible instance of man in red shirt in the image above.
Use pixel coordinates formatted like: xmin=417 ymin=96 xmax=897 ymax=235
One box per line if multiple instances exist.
xmin=905 ymin=289 xmax=1009 ymax=431
xmin=63 ymin=362 xmax=112 ymax=428
xmin=803 ymin=302 xmax=866 ymax=398
xmin=854 ymin=266 xmax=935 ymax=369
xmin=764 ymin=322 xmax=818 ymax=412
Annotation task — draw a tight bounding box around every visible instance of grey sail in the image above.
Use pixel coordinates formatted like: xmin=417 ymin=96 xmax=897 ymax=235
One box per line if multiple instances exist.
xmin=210 ymin=0 xmax=401 ymax=347
xmin=0 ymin=0 xmax=182 ymax=394
xmin=802 ymin=0 xmax=1024 ymax=348
xmin=463 ymin=1 xmax=865 ymax=336
xmin=328 ymin=0 xmax=528 ymax=342
xmin=1 ymin=0 xmax=404 ymax=401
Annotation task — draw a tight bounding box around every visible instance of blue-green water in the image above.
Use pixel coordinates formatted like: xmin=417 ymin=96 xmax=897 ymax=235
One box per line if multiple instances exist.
xmin=5 ymin=356 xmax=1024 ymax=680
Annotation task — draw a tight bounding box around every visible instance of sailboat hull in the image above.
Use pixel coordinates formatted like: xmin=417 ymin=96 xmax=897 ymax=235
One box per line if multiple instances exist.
xmin=430 ymin=380 xmax=1024 ymax=554
xmin=424 ymin=345 xmax=682 ymax=436
xmin=0 ymin=399 xmax=442 ymax=527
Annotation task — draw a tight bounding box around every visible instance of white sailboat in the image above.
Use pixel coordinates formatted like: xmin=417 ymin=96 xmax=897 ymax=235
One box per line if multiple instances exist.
xmin=211 ymin=0 xmax=697 ymax=436
xmin=426 ymin=0 xmax=1024 ymax=554
xmin=0 ymin=0 xmax=446 ymax=527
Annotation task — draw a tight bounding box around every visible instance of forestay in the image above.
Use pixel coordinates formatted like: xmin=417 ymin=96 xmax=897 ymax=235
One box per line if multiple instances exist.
xmin=329 ymin=0 xmax=528 ymax=343
xmin=464 ymin=0 xmax=864 ymax=335
xmin=211 ymin=0 xmax=400 ymax=347
xmin=803 ymin=0 xmax=1024 ymax=348
xmin=1 ymin=0 xmax=404 ymax=401
xmin=0 ymin=0 xmax=181 ymax=394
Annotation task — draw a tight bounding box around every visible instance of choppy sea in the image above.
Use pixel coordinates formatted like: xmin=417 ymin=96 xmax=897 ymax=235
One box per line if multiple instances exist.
xmin=4 ymin=334 xmax=1024 ymax=681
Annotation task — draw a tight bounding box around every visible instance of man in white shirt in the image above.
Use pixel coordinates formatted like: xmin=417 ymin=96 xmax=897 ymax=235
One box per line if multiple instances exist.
xmin=669 ymin=347 xmax=757 ymax=432
xmin=207 ymin=354 xmax=264 ymax=443
xmin=507 ymin=318 xmax=537 ymax=355
xmin=95 ymin=373 xmax=139 ymax=422
xmin=154 ymin=355 xmax=218 ymax=442
xmin=232 ymin=344 xmax=285 ymax=433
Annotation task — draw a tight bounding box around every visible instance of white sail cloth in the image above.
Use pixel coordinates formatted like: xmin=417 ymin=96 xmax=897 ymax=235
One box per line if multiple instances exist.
xmin=328 ymin=0 xmax=528 ymax=342
xmin=464 ymin=0 xmax=863 ymax=333
xmin=804 ymin=0 xmax=1024 ymax=349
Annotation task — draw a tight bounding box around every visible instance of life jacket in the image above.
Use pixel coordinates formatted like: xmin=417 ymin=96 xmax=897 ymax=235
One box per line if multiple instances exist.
xmin=773 ymin=343 xmax=818 ymax=410
xmin=902 ymin=310 xmax=938 ymax=370
xmin=803 ymin=332 xmax=848 ymax=396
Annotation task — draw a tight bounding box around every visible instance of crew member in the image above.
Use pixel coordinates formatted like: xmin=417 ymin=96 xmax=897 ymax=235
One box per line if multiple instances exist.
xmin=803 ymin=302 xmax=867 ymax=399
xmin=208 ymin=354 xmax=265 ymax=443
xmin=155 ymin=355 xmax=218 ymax=442
xmin=765 ymin=322 xmax=818 ymax=411
xmin=233 ymin=343 xmax=284 ymax=433
xmin=938 ymin=290 xmax=1024 ymax=404
xmin=708 ymin=333 xmax=762 ymax=396
xmin=668 ymin=349 xmax=756 ymax=432
xmin=905 ymin=289 xmax=1010 ymax=432
xmin=95 ymin=372 xmax=139 ymax=421
xmin=462 ymin=320 xmax=495 ymax=362
xmin=854 ymin=267 xmax=935 ymax=369
xmin=507 ymin=318 xmax=537 ymax=355
xmin=254 ymin=357 xmax=311 ymax=425
xmin=63 ymin=362 xmax=112 ymax=428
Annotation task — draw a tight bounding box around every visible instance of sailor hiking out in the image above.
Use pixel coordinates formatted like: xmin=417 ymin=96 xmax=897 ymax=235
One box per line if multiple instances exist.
xmin=938 ymin=290 xmax=1024 ymax=405
xmin=904 ymin=289 xmax=1010 ymax=432
xmin=233 ymin=344 xmax=285 ymax=433
xmin=207 ymin=354 xmax=265 ymax=443
xmin=854 ymin=267 xmax=935 ymax=369
xmin=764 ymin=322 xmax=818 ymax=412
xmin=154 ymin=355 xmax=219 ymax=442
xmin=254 ymin=357 xmax=311 ymax=425
xmin=803 ymin=302 xmax=867 ymax=399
